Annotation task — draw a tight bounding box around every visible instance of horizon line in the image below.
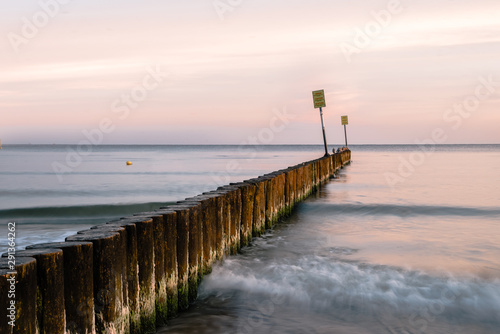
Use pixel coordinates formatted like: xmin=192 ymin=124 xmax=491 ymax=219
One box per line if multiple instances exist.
xmin=2 ymin=143 xmax=499 ymax=146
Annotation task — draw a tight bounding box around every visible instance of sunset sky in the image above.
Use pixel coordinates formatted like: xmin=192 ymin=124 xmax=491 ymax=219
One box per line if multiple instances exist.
xmin=1 ymin=0 xmax=499 ymax=145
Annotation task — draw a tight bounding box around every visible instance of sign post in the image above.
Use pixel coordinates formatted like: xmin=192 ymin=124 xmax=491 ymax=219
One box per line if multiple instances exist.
xmin=341 ymin=115 xmax=348 ymax=148
xmin=312 ymin=89 xmax=329 ymax=157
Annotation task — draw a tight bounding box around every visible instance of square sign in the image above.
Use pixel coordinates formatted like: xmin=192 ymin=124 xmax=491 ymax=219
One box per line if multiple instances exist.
xmin=312 ymin=89 xmax=326 ymax=108
xmin=341 ymin=115 xmax=348 ymax=125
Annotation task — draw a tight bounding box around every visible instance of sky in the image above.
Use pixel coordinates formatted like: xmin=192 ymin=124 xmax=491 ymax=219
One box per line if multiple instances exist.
xmin=0 ymin=0 xmax=499 ymax=145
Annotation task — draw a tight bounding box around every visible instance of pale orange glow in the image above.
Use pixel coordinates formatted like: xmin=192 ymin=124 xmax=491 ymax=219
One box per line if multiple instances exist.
xmin=1 ymin=0 xmax=499 ymax=144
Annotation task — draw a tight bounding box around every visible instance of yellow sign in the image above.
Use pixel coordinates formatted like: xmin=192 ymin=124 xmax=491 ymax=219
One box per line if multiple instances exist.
xmin=312 ymin=89 xmax=326 ymax=108
xmin=341 ymin=115 xmax=348 ymax=125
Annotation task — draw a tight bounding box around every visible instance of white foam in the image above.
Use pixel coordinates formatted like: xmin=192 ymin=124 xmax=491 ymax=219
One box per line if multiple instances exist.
xmin=200 ymin=254 xmax=500 ymax=325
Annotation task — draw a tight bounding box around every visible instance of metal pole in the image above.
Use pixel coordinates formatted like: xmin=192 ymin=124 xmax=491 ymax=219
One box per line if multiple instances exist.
xmin=344 ymin=124 xmax=348 ymax=148
xmin=319 ymin=107 xmax=329 ymax=156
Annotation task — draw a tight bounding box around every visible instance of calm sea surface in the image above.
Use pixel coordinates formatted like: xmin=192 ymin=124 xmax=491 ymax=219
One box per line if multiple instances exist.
xmin=1 ymin=145 xmax=499 ymax=333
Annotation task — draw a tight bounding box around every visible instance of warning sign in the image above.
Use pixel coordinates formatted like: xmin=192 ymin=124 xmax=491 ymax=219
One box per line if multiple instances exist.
xmin=312 ymin=90 xmax=326 ymax=108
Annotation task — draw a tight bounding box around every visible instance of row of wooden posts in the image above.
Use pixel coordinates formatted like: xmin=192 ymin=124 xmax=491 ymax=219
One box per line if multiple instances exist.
xmin=0 ymin=150 xmax=351 ymax=334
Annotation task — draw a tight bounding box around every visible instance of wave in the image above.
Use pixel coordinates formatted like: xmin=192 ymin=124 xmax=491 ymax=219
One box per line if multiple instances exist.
xmin=0 ymin=202 xmax=173 ymax=219
xmin=304 ymin=203 xmax=500 ymax=218
xmin=200 ymin=255 xmax=500 ymax=331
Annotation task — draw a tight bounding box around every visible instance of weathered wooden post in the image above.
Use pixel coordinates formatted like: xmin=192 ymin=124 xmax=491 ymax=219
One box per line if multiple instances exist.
xmin=202 ymin=190 xmax=227 ymax=260
xmin=216 ymin=185 xmax=242 ymax=254
xmin=174 ymin=201 xmax=202 ymax=303
xmin=99 ymin=218 xmax=141 ymax=334
xmin=0 ymin=257 xmax=37 ymax=334
xmin=153 ymin=209 xmax=179 ymax=318
xmin=244 ymin=178 xmax=266 ymax=237
xmin=231 ymin=182 xmax=255 ymax=247
xmin=162 ymin=202 xmax=201 ymax=309
xmin=26 ymin=242 xmax=94 ymax=334
xmin=66 ymin=230 xmax=129 ymax=333
xmin=3 ymin=249 xmax=65 ymax=334
xmin=134 ymin=211 xmax=169 ymax=326
xmin=183 ymin=193 xmax=218 ymax=274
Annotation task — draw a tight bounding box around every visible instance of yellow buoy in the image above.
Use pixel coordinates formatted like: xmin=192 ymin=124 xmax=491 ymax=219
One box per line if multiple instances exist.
xmin=126 ymin=161 xmax=132 ymax=166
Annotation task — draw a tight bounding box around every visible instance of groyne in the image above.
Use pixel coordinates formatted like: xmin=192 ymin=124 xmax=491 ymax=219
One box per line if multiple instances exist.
xmin=1 ymin=150 xmax=351 ymax=334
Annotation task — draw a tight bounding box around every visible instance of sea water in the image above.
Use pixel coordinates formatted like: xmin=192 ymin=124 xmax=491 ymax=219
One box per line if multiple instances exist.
xmin=1 ymin=145 xmax=499 ymax=333
xmin=0 ymin=145 xmax=321 ymax=249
